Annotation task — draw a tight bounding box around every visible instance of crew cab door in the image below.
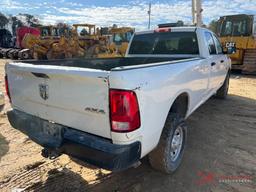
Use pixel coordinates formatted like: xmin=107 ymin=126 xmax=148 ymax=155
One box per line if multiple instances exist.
xmin=212 ymin=34 xmax=229 ymax=84
xmin=204 ymin=32 xmax=227 ymax=92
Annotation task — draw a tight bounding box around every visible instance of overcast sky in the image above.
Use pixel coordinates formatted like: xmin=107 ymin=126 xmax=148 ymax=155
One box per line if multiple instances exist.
xmin=0 ymin=0 xmax=256 ymax=30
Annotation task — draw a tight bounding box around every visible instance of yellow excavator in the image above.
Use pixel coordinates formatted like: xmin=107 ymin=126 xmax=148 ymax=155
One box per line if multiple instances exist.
xmin=216 ymin=14 xmax=256 ymax=74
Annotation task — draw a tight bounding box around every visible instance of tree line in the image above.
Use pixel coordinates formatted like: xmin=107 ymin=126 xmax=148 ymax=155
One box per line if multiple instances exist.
xmin=0 ymin=12 xmax=42 ymax=35
xmin=0 ymin=11 xmax=219 ymax=36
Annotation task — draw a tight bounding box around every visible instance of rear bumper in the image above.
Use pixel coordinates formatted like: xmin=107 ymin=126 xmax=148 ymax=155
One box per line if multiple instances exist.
xmin=7 ymin=109 xmax=141 ymax=171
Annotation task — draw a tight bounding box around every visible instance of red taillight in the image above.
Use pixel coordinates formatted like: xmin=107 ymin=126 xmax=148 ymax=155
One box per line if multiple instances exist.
xmin=154 ymin=27 xmax=171 ymax=33
xmin=5 ymin=75 xmax=11 ymax=102
xmin=110 ymin=89 xmax=140 ymax=132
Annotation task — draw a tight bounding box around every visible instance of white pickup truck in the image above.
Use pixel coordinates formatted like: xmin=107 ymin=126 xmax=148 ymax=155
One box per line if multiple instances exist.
xmin=5 ymin=27 xmax=231 ymax=174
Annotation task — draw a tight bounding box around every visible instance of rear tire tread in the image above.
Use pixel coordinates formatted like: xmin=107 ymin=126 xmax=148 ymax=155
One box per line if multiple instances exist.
xmin=149 ymin=113 xmax=187 ymax=174
xmin=216 ymin=72 xmax=230 ymax=99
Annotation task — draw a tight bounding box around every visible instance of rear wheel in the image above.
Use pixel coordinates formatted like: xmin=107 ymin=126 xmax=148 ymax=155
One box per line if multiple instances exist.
xmin=216 ymin=72 xmax=230 ymax=99
xmin=149 ymin=113 xmax=187 ymax=174
xmin=18 ymin=49 xmax=31 ymax=60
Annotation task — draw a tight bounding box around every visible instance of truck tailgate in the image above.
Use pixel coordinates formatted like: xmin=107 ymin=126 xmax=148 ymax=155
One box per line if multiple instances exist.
xmin=6 ymin=63 xmax=111 ymax=138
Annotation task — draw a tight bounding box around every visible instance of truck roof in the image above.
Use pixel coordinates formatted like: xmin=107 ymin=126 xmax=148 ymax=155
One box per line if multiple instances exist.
xmin=135 ymin=27 xmax=205 ymax=35
xmin=219 ymin=14 xmax=254 ymax=18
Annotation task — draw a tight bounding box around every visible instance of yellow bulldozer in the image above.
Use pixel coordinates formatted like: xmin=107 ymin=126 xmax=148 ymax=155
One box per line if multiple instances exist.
xmin=216 ymin=14 xmax=256 ymax=74
xmin=22 ymin=25 xmax=85 ymax=60
xmin=21 ymin=24 xmax=134 ymax=60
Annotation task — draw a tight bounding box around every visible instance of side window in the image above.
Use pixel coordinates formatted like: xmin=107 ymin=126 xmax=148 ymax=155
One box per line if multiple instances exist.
xmin=205 ymin=32 xmax=216 ymax=55
xmin=212 ymin=35 xmax=223 ymax=54
xmin=254 ymin=16 xmax=256 ymax=36
xmin=224 ymin=21 xmax=232 ymax=35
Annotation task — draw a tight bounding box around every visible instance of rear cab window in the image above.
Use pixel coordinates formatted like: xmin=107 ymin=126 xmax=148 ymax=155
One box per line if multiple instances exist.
xmin=128 ymin=31 xmax=199 ymax=55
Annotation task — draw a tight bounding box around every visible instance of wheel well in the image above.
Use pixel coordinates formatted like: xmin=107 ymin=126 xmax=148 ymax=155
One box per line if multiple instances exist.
xmin=169 ymin=93 xmax=189 ymax=118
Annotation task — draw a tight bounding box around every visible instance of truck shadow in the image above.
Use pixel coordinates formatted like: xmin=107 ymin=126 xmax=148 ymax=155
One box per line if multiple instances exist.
xmin=26 ymin=167 xmax=91 ymax=192
xmin=87 ymin=94 xmax=256 ymax=192
xmin=5 ymin=93 xmax=256 ymax=192
xmin=0 ymin=131 xmax=9 ymax=161
xmin=231 ymin=70 xmax=256 ymax=79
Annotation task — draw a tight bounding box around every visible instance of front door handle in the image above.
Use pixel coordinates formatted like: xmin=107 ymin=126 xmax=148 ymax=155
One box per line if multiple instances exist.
xmin=211 ymin=62 xmax=216 ymax=66
xmin=220 ymin=60 xmax=224 ymax=63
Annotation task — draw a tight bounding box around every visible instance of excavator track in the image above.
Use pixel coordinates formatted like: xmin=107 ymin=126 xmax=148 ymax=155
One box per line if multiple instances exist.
xmin=242 ymin=49 xmax=256 ymax=75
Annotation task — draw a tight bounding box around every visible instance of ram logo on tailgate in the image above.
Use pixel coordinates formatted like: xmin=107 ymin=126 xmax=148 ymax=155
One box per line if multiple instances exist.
xmin=39 ymin=84 xmax=49 ymax=100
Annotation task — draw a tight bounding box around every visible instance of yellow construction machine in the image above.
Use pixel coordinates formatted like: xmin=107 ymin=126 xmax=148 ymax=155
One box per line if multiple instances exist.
xmin=73 ymin=24 xmax=98 ymax=38
xmin=21 ymin=25 xmax=67 ymax=59
xmin=97 ymin=27 xmax=134 ymax=58
xmin=72 ymin=24 xmax=133 ymax=58
xmin=21 ymin=24 xmax=134 ymax=60
xmin=45 ymin=28 xmax=85 ymax=60
xmin=216 ymin=14 xmax=256 ymax=74
xmin=43 ymin=23 xmax=115 ymax=59
xmin=72 ymin=24 xmax=103 ymax=57
xmin=21 ymin=25 xmax=85 ymax=60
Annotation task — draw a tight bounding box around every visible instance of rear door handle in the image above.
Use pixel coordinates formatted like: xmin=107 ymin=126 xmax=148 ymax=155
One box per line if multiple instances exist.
xmin=211 ymin=62 xmax=216 ymax=66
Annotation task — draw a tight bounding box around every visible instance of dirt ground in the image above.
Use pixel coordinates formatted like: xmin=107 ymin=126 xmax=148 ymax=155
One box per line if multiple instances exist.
xmin=0 ymin=59 xmax=255 ymax=192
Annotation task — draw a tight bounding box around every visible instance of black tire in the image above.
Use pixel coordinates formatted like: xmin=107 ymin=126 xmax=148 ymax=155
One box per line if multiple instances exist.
xmin=0 ymin=104 xmax=4 ymax=112
xmin=149 ymin=113 xmax=187 ymax=174
xmin=215 ymin=72 xmax=230 ymax=99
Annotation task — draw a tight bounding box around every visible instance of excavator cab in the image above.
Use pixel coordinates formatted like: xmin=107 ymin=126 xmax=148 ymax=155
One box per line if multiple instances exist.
xmin=40 ymin=26 xmax=53 ymax=37
xmin=112 ymin=29 xmax=133 ymax=45
xmin=109 ymin=27 xmax=134 ymax=56
xmin=94 ymin=27 xmax=134 ymax=58
xmin=40 ymin=25 xmax=71 ymax=38
xmin=217 ymin=14 xmax=256 ymax=74
xmin=253 ymin=16 xmax=256 ymax=37
xmin=73 ymin=24 xmax=97 ymax=38
xmin=111 ymin=28 xmax=134 ymax=44
xmin=217 ymin=14 xmax=253 ymax=37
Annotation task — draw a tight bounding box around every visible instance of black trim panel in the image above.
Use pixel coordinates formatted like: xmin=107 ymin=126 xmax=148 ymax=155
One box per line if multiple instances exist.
xmin=7 ymin=109 xmax=141 ymax=171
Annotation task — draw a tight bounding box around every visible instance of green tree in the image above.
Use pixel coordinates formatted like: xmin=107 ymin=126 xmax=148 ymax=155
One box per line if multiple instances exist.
xmin=0 ymin=12 xmax=9 ymax=28
xmin=18 ymin=13 xmax=41 ymax=27
xmin=11 ymin=16 xmax=23 ymax=35
xmin=208 ymin=20 xmax=218 ymax=33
